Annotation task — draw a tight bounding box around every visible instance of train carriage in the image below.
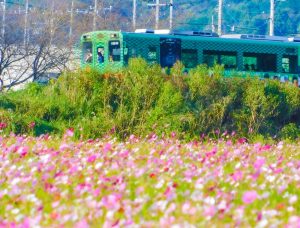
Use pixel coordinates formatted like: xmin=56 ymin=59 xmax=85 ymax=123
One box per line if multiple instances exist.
xmin=80 ymin=30 xmax=300 ymax=82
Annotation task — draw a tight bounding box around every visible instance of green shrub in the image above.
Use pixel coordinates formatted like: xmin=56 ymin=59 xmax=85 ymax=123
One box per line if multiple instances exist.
xmin=1 ymin=60 xmax=300 ymax=141
xmin=279 ymin=123 xmax=300 ymax=140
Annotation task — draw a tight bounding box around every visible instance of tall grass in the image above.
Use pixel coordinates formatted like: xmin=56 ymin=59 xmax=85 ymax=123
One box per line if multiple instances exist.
xmin=1 ymin=58 xmax=300 ymax=141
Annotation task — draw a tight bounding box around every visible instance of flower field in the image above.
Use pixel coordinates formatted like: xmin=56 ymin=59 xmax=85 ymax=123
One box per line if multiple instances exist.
xmin=1 ymin=132 xmax=300 ymax=227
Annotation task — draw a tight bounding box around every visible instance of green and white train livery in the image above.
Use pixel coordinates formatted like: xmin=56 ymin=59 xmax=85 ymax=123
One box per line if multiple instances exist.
xmin=81 ymin=29 xmax=300 ymax=82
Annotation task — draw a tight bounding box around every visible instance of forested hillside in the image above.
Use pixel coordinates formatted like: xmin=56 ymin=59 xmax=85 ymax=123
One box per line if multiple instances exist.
xmin=5 ymin=0 xmax=300 ymax=36
xmin=79 ymin=0 xmax=300 ymax=36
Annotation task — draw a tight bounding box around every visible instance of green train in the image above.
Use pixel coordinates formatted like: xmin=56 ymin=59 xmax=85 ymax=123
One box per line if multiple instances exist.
xmin=80 ymin=29 xmax=300 ymax=82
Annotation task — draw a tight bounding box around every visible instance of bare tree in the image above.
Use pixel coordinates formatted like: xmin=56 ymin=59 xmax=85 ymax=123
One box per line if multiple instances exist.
xmin=0 ymin=1 xmax=74 ymax=91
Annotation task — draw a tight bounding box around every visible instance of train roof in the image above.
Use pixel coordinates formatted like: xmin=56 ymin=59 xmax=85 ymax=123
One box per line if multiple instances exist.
xmin=221 ymin=34 xmax=286 ymax=41
xmin=81 ymin=30 xmax=300 ymax=47
xmin=121 ymin=29 xmax=300 ymax=47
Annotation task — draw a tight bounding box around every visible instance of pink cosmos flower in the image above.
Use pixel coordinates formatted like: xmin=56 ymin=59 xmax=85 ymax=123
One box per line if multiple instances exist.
xmin=254 ymin=157 xmax=265 ymax=170
xmin=206 ymin=147 xmax=217 ymax=158
xmin=226 ymin=140 xmax=232 ymax=146
xmin=87 ymin=155 xmax=97 ymax=163
xmin=75 ymin=219 xmax=89 ymax=228
xmin=28 ymin=122 xmax=35 ymax=129
xmin=242 ymin=191 xmax=258 ymax=204
xmin=232 ymin=170 xmax=243 ymax=182
xmin=257 ymin=211 xmax=263 ymax=221
xmin=238 ymin=138 xmax=247 ymax=144
xmin=65 ymin=128 xmax=74 ymax=137
xmin=286 ymin=216 xmax=300 ymax=228
xmin=0 ymin=122 xmax=7 ymax=130
xmin=171 ymin=132 xmax=176 ymax=138
xmin=274 ymin=168 xmax=283 ymax=174
xmin=103 ymin=143 xmax=112 ymax=153
xmin=21 ymin=217 xmax=31 ymax=228
xmin=203 ymin=206 xmax=216 ymax=217
xmin=17 ymin=146 xmax=29 ymax=157
xmin=102 ymin=193 xmax=122 ymax=210
xmin=120 ymin=150 xmax=129 ymax=158
xmin=260 ymin=144 xmax=272 ymax=151
xmin=59 ymin=143 xmax=70 ymax=151
xmin=164 ymin=186 xmax=175 ymax=200
xmin=182 ymin=202 xmax=196 ymax=215
xmin=160 ymin=216 xmax=175 ymax=227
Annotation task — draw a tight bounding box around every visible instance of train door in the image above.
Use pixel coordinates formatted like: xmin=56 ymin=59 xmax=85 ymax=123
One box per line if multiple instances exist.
xmin=123 ymin=42 xmax=129 ymax=65
xmin=160 ymin=38 xmax=181 ymax=67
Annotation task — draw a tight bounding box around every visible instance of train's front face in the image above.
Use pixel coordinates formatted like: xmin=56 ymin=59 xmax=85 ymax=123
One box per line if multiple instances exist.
xmin=81 ymin=31 xmax=125 ymax=71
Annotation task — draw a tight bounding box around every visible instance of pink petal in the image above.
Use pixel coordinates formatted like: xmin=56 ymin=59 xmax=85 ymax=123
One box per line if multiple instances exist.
xmin=75 ymin=219 xmax=89 ymax=228
xmin=87 ymin=155 xmax=97 ymax=163
xmin=242 ymin=190 xmax=258 ymax=204
xmin=17 ymin=146 xmax=29 ymax=157
xmin=254 ymin=157 xmax=265 ymax=170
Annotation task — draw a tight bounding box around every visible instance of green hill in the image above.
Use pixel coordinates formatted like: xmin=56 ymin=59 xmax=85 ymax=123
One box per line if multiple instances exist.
xmin=6 ymin=0 xmax=300 ymax=36
xmin=78 ymin=0 xmax=300 ymax=36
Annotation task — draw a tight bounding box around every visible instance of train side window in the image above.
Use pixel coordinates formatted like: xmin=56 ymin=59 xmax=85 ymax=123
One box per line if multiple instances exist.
xmin=148 ymin=46 xmax=157 ymax=63
xmin=203 ymin=50 xmax=236 ymax=69
xmin=82 ymin=42 xmax=93 ymax=63
xmin=182 ymin=49 xmax=198 ymax=68
xmin=282 ymin=55 xmax=297 ymax=73
xmin=109 ymin=40 xmax=121 ymax=62
xmin=203 ymin=52 xmax=218 ymax=67
xmin=243 ymin=53 xmax=276 ymax=72
xmin=243 ymin=56 xmax=257 ymax=71
xmin=220 ymin=54 xmax=237 ymax=69
xmin=262 ymin=54 xmax=276 ymax=72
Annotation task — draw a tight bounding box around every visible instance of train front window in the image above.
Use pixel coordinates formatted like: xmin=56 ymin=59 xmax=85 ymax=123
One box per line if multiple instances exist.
xmin=82 ymin=42 xmax=93 ymax=64
xmin=109 ymin=40 xmax=121 ymax=62
xmin=97 ymin=46 xmax=105 ymax=64
xmin=282 ymin=55 xmax=297 ymax=73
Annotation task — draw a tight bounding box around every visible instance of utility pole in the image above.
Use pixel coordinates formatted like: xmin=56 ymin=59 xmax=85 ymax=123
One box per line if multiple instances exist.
xmin=133 ymin=0 xmax=136 ymax=31
xmin=69 ymin=0 xmax=74 ymax=40
xmin=211 ymin=15 xmax=215 ymax=33
xmin=217 ymin=0 xmax=223 ymax=35
xmin=93 ymin=0 xmax=97 ymax=31
xmin=18 ymin=0 xmax=21 ymax=15
xmin=24 ymin=0 xmax=29 ymax=46
xmin=155 ymin=0 xmax=159 ymax=29
xmin=50 ymin=0 xmax=54 ymax=45
xmin=269 ymin=0 xmax=275 ymax=36
xmin=2 ymin=0 xmax=6 ymax=39
xmin=169 ymin=0 xmax=173 ymax=30
xmin=147 ymin=0 xmax=169 ymax=30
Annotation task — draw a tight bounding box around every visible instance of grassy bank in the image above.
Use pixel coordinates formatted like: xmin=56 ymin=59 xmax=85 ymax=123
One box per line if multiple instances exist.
xmin=1 ymin=58 xmax=300 ymax=141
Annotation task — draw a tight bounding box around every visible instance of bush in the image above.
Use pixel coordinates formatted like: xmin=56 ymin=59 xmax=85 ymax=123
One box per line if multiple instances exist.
xmin=1 ymin=60 xmax=300 ymax=141
xmin=279 ymin=123 xmax=300 ymax=140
